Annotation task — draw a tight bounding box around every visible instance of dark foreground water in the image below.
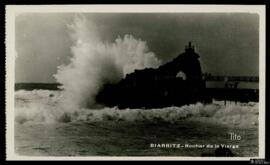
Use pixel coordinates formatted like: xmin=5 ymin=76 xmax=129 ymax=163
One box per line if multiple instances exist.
xmin=15 ymin=120 xmax=258 ymax=156
xmin=14 ymin=90 xmax=259 ymax=157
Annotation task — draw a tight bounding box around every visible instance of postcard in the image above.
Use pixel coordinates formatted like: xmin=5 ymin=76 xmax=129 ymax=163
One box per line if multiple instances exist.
xmin=5 ymin=5 xmax=266 ymax=160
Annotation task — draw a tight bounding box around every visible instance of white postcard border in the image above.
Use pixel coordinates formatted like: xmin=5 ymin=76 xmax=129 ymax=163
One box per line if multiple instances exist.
xmin=5 ymin=4 xmax=266 ymax=160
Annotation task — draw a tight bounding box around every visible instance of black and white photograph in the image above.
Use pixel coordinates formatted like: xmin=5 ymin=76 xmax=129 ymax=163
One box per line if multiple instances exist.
xmin=5 ymin=5 xmax=266 ymax=160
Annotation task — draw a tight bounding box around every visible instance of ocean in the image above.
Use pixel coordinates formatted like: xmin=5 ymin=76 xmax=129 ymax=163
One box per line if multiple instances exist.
xmin=14 ymin=87 xmax=259 ymax=157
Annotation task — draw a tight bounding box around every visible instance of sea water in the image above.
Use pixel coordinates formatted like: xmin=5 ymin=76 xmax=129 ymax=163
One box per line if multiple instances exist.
xmin=14 ymin=89 xmax=259 ymax=156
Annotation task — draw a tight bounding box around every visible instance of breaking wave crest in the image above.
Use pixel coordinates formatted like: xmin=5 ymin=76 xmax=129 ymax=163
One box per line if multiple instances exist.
xmin=53 ymin=15 xmax=161 ymax=110
xmin=15 ymin=90 xmax=258 ymax=128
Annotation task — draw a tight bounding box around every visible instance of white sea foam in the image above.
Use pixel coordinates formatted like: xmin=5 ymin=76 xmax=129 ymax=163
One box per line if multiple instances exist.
xmin=15 ymin=90 xmax=258 ymax=128
xmin=53 ymin=15 xmax=161 ymax=110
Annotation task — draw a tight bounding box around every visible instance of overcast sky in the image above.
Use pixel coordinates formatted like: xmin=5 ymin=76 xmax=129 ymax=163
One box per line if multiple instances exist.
xmin=15 ymin=13 xmax=259 ymax=83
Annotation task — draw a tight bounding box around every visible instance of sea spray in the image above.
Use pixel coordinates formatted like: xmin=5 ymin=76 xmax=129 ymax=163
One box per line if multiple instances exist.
xmin=15 ymin=90 xmax=258 ymax=128
xmin=53 ymin=15 xmax=161 ymax=110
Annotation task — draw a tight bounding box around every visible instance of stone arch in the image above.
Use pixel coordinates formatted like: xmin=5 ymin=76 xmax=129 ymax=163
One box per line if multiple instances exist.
xmin=176 ymin=71 xmax=187 ymax=80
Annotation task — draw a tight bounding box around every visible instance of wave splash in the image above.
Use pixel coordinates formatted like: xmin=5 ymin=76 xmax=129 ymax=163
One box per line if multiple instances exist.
xmin=53 ymin=15 xmax=161 ymax=110
xmin=15 ymin=90 xmax=258 ymax=128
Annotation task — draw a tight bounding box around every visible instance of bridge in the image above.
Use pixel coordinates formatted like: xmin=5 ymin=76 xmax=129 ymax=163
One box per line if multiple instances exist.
xmin=202 ymin=74 xmax=259 ymax=103
xmin=203 ymin=74 xmax=259 ymax=82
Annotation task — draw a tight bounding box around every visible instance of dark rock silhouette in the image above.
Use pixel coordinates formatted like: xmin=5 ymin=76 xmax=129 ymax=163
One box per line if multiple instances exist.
xmin=201 ymin=147 xmax=236 ymax=157
xmin=96 ymin=41 xmax=258 ymax=108
xmin=214 ymin=146 xmax=235 ymax=157
xmin=96 ymin=42 xmax=211 ymax=109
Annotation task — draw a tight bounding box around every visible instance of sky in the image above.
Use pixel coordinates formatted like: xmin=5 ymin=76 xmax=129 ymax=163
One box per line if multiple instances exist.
xmin=15 ymin=13 xmax=259 ymax=83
